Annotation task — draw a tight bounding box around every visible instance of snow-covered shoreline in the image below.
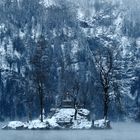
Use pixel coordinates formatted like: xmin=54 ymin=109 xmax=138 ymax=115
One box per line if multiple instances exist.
xmin=1 ymin=108 xmax=111 ymax=130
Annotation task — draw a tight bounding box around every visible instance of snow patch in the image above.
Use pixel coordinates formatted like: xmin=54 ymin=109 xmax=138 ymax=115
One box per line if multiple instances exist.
xmin=39 ymin=0 xmax=55 ymax=8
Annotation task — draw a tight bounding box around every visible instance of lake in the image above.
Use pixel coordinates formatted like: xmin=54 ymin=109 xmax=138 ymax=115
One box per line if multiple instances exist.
xmin=0 ymin=122 xmax=140 ymax=140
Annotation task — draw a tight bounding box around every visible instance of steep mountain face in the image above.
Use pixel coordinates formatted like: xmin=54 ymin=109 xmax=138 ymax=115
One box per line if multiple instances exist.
xmin=0 ymin=0 xmax=139 ymax=121
xmin=78 ymin=0 xmax=140 ymax=120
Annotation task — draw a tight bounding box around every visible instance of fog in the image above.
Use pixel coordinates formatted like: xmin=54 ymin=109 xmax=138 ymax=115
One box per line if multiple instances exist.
xmin=0 ymin=123 xmax=140 ymax=140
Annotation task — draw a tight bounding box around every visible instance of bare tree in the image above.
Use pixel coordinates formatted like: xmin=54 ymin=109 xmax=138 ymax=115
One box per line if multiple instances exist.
xmin=94 ymin=48 xmax=113 ymax=120
xmin=31 ymin=35 xmax=48 ymax=122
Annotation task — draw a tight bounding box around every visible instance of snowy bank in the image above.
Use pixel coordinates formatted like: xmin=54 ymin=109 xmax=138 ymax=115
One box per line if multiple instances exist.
xmin=2 ymin=120 xmax=50 ymax=130
xmin=94 ymin=119 xmax=111 ymax=129
xmin=2 ymin=108 xmax=111 ymax=130
xmin=2 ymin=121 xmax=26 ymax=130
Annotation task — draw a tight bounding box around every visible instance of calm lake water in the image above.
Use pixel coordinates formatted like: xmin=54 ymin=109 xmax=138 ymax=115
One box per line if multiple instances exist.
xmin=0 ymin=122 xmax=140 ymax=140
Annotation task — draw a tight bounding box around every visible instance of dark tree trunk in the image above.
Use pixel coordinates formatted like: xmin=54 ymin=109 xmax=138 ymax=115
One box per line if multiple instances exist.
xmin=73 ymin=98 xmax=76 ymax=108
xmin=74 ymin=107 xmax=78 ymax=120
xmin=28 ymin=102 xmax=33 ymax=121
xmin=38 ymin=82 xmax=44 ymax=122
xmin=103 ymin=88 xmax=109 ymax=120
xmin=40 ymin=95 xmax=43 ymax=122
xmin=104 ymin=99 xmax=108 ymax=120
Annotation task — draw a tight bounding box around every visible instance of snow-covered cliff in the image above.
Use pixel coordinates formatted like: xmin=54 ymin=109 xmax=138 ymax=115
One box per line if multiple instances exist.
xmin=0 ymin=0 xmax=139 ymax=121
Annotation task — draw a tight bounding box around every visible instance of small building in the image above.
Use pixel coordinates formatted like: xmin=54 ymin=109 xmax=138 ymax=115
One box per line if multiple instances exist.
xmin=61 ymin=92 xmax=74 ymax=108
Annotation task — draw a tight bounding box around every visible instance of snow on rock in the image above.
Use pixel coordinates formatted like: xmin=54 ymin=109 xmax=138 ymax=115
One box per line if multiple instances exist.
xmin=47 ymin=108 xmax=75 ymax=128
xmin=27 ymin=120 xmax=49 ymax=130
xmin=52 ymin=108 xmax=75 ymax=121
xmin=2 ymin=121 xmax=26 ymax=130
xmin=94 ymin=119 xmax=111 ymax=129
xmin=47 ymin=108 xmax=91 ymax=129
xmin=2 ymin=120 xmax=49 ymax=130
xmin=46 ymin=118 xmax=59 ymax=128
xmin=78 ymin=109 xmax=90 ymax=116
xmin=71 ymin=119 xmax=92 ymax=129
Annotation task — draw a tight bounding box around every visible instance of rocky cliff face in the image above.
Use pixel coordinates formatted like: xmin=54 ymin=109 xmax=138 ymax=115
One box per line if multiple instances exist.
xmin=0 ymin=0 xmax=139 ymax=121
